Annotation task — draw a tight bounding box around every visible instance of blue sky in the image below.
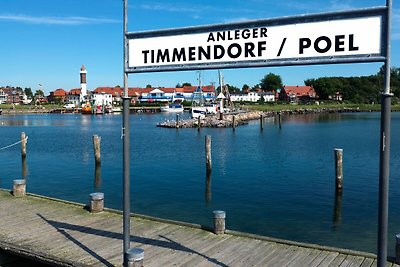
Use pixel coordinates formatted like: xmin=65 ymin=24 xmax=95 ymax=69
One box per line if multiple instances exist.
xmin=0 ymin=0 xmax=399 ymax=94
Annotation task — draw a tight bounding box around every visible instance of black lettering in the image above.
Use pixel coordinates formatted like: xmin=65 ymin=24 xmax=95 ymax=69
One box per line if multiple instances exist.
xmin=157 ymin=49 xmax=170 ymax=63
xmin=227 ymin=43 xmax=242 ymax=58
xmin=299 ymin=38 xmax=311 ymax=54
xmin=142 ymin=50 xmax=150 ymax=64
xmin=260 ymin=27 xmax=268 ymax=38
xmin=349 ymin=34 xmax=359 ymax=51
xmin=227 ymin=31 xmax=233 ymax=40
xmin=242 ymin=29 xmax=250 ymax=39
xmin=151 ymin=50 xmax=155 ymax=63
xmin=244 ymin=42 xmax=255 ymax=57
xmin=258 ymin=41 xmax=267 ymax=56
xmin=214 ymin=45 xmax=225 ymax=59
xmin=198 ymin=46 xmax=211 ymax=60
xmin=235 ymin=30 xmax=240 ymax=40
xmin=252 ymin=28 xmax=258 ymax=38
xmin=314 ymin=36 xmax=331 ymax=53
xmin=335 ymin=35 xmax=345 ymax=52
xmin=217 ymin=31 xmax=225 ymax=41
xmin=188 ymin=47 xmax=196 ymax=61
xmin=207 ymin=33 xmax=215 ymax=42
xmin=172 ymin=48 xmax=186 ymax=62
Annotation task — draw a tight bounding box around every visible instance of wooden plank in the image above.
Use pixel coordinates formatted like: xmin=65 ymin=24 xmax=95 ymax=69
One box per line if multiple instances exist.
xmin=286 ymin=248 xmax=320 ymax=267
xmin=326 ymin=253 xmax=347 ymax=266
xmin=359 ymin=257 xmax=374 ymax=267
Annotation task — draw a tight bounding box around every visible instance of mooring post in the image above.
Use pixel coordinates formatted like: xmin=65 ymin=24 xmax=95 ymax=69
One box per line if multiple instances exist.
xmin=213 ymin=210 xmax=226 ymax=234
xmin=395 ymin=234 xmax=400 ymax=264
xmin=93 ymin=135 xmax=101 ymax=166
xmin=334 ymin=148 xmax=343 ymax=192
xmin=22 ymin=157 xmax=27 ymax=179
xmin=232 ymin=115 xmax=236 ymax=131
xmin=198 ymin=116 xmax=201 ymax=132
xmin=21 ymin=132 xmax=27 ymax=158
xmin=205 ymin=135 xmax=212 ymax=174
xmin=13 ymin=179 xmax=26 ymax=197
xmin=126 ymin=248 xmax=144 ymax=267
xmin=89 ymin=192 xmax=104 ymax=213
xmin=176 ymin=113 xmax=179 ymax=128
xmin=260 ymin=114 xmax=264 ymax=131
xmin=278 ymin=112 xmax=282 ymax=129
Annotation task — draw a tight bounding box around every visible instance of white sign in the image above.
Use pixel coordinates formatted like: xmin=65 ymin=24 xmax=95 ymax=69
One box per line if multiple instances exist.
xmin=128 ymin=16 xmax=382 ymax=70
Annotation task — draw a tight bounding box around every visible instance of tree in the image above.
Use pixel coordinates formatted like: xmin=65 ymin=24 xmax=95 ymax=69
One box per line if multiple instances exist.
xmin=260 ymin=73 xmax=283 ymax=92
xmin=34 ymin=90 xmax=44 ymax=97
xmin=176 ymin=83 xmax=182 ymax=88
xmin=242 ymin=84 xmax=250 ymax=92
xmin=146 ymin=84 xmax=152 ymax=88
xmin=24 ymin=88 xmax=33 ymax=98
xmin=182 ymin=82 xmax=191 ymax=87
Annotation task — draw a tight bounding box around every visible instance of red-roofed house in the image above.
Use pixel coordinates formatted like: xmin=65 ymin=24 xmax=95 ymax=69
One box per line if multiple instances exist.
xmin=279 ymin=85 xmax=318 ymax=103
xmin=47 ymin=88 xmax=67 ymax=103
xmin=66 ymin=88 xmax=82 ymax=106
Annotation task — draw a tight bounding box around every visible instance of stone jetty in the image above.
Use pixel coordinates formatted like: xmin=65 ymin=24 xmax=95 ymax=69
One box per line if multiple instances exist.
xmin=157 ymin=107 xmax=364 ymax=128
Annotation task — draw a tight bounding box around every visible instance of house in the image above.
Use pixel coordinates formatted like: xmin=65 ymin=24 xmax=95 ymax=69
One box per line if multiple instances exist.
xmin=0 ymin=87 xmax=24 ymax=104
xmin=47 ymin=88 xmax=67 ymax=104
xmin=66 ymin=88 xmax=82 ymax=106
xmin=279 ymin=85 xmax=318 ymax=103
xmin=0 ymin=88 xmax=7 ymax=104
xmin=230 ymin=91 xmax=275 ymax=102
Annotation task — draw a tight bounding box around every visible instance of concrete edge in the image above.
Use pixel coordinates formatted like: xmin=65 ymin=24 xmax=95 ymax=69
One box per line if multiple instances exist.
xmin=0 ymin=188 xmax=379 ymax=260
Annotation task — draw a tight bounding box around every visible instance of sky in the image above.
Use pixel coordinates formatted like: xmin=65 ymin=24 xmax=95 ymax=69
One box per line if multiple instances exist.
xmin=0 ymin=0 xmax=399 ymax=95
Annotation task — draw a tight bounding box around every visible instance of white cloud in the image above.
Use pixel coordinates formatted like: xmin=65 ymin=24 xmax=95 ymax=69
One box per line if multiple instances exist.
xmin=0 ymin=14 xmax=120 ymax=25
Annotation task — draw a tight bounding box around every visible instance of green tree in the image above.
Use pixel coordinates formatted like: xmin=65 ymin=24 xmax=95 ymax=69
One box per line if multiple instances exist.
xmin=24 ymin=88 xmax=33 ymax=98
xmin=182 ymin=82 xmax=192 ymax=87
xmin=176 ymin=83 xmax=182 ymax=88
xmin=146 ymin=84 xmax=152 ymax=88
xmin=34 ymin=90 xmax=44 ymax=97
xmin=242 ymin=84 xmax=250 ymax=92
xmin=260 ymin=73 xmax=283 ymax=92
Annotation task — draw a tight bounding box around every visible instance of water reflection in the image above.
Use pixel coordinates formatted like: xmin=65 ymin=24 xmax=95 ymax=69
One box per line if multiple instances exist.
xmin=205 ymin=171 xmax=212 ymax=205
xmin=332 ymin=191 xmax=343 ymax=229
xmin=94 ymin=165 xmax=101 ymax=192
xmin=22 ymin=157 xmax=28 ymax=179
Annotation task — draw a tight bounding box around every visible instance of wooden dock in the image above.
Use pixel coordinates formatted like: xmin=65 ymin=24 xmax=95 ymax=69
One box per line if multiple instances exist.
xmin=0 ymin=189 xmax=398 ymax=267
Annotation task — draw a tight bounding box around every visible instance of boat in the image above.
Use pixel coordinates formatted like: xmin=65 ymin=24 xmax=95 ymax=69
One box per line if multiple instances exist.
xmin=111 ymin=106 xmax=122 ymax=113
xmin=190 ymin=72 xmax=218 ymax=118
xmin=94 ymin=104 xmax=105 ymax=115
xmin=160 ymin=103 xmax=184 ymax=112
xmin=81 ymin=102 xmax=92 ymax=114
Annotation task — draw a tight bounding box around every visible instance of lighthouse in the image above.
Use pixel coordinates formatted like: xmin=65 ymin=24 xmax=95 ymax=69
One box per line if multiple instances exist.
xmin=80 ymin=65 xmax=87 ymax=103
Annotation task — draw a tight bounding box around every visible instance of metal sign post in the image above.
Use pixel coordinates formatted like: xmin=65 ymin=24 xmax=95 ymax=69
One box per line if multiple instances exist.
xmin=122 ymin=1 xmax=392 ymax=266
xmin=377 ymin=1 xmax=392 ymax=266
xmin=122 ymin=0 xmax=130 ymax=266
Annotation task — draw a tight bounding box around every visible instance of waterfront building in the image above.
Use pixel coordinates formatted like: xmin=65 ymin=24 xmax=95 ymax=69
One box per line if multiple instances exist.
xmin=230 ymin=91 xmax=275 ymax=102
xmin=47 ymin=88 xmax=67 ymax=104
xmin=279 ymin=85 xmax=317 ymax=103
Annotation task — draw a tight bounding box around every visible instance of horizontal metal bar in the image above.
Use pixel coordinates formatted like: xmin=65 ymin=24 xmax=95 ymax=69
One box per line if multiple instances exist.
xmin=126 ymin=6 xmax=387 ymax=39
xmin=125 ymin=54 xmax=385 ymax=74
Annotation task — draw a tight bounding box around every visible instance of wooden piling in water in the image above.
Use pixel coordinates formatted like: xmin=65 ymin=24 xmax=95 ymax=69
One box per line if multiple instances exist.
xmin=278 ymin=112 xmax=282 ymax=129
xmin=334 ymin=148 xmax=343 ymax=192
xmin=21 ymin=132 xmax=27 ymax=158
xmin=198 ymin=116 xmax=201 ymax=132
xmin=232 ymin=115 xmax=236 ymax=131
xmin=176 ymin=114 xmax=179 ymax=128
xmin=93 ymin=135 xmax=101 ymax=166
xmin=205 ymin=135 xmax=212 ymax=174
xmin=260 ymin=114 xmax=264 ymax=131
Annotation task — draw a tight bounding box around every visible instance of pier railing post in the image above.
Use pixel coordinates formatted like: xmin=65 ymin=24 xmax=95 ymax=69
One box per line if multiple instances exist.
xmin=21 ymin=132 xmax=27 ymax=158
xmin=205 ymin=135 xmax=212 ymax=174
xmin=93 ymin=135 xmax=101 ymax=166
xmin=334 ymin=148 xmax=343 ymax=192
xmin=213 ymin=210 xmax=226 ymax=234
xmin=126 ymin=248 xmax=144 ymax=267
xmin=89 ymin=192 xmax=104 ymax=213
xmin=13 ymin=179 xmax=26 ymax=197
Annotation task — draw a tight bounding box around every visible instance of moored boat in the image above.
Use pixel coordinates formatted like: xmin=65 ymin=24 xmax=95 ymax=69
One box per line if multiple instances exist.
xmin=81 ymin=102 xmax=92 ymax=114
xmin=160 ymin=103 xmax=184 ymax=112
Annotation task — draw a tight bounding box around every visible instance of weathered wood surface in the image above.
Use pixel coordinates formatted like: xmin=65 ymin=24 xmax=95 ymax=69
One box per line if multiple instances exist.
xmin=0 ymin=189 xmax=398 ymax=267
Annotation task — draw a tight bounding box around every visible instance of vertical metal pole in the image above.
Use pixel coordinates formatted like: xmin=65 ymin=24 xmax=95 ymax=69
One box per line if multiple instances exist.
xmin=122 ymin=0 xmax=131 ymax=266
xmin=377 ymin=1 xmax=392 ymax=266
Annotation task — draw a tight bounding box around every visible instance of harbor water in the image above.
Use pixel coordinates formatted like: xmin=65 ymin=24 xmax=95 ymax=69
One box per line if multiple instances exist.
xmin=1 ymin=111 xmax=400 ymax=255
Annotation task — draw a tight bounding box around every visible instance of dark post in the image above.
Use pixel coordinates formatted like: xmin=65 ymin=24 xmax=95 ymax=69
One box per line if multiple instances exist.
xmin=333 ymin=190 xmax=342 ymax=226
xmin=94 ymin=164 xmax=101 ymax=192
xmin=123 ymin=0 xmax=131 ymax=266
xmin=176 ymin=113 xmax=179 ymax=128
xmin=205 ymin=171 xmax=212 ymax=205
xmin=334 ymin=148 xmax=343 ymax=192
xmin=198 ymin=116 xmax=201 ymax=132
xmin=378 ymin=1 xmax=392 ymax=266
xmin=22 ymin=157 xmax=27 ymax=179
xmin=278 ymin=112 xmax=282 ymax=129
xmin=21 ymin=132 xmax=27 ymax=158
xmin=232 ymin=115 xmax=236 ymax=131
xmin=205 ymin=135 xmax=212 ymax=174
xmin=93 ymin=135 xmax=101 ymax=166
xmin=260 ymin=114 xmax=264 ymax=131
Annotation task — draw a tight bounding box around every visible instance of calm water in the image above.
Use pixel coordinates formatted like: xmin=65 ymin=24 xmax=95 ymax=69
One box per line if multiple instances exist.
xmin=1 ymin=111 xmax=400 ymax=255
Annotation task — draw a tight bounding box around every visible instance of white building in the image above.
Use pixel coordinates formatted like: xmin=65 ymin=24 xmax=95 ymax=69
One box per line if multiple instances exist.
xmin=230 ymin=92 xmax=275 ymax=102
xmin=92 ymin=92 xmax=113 ymax=107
